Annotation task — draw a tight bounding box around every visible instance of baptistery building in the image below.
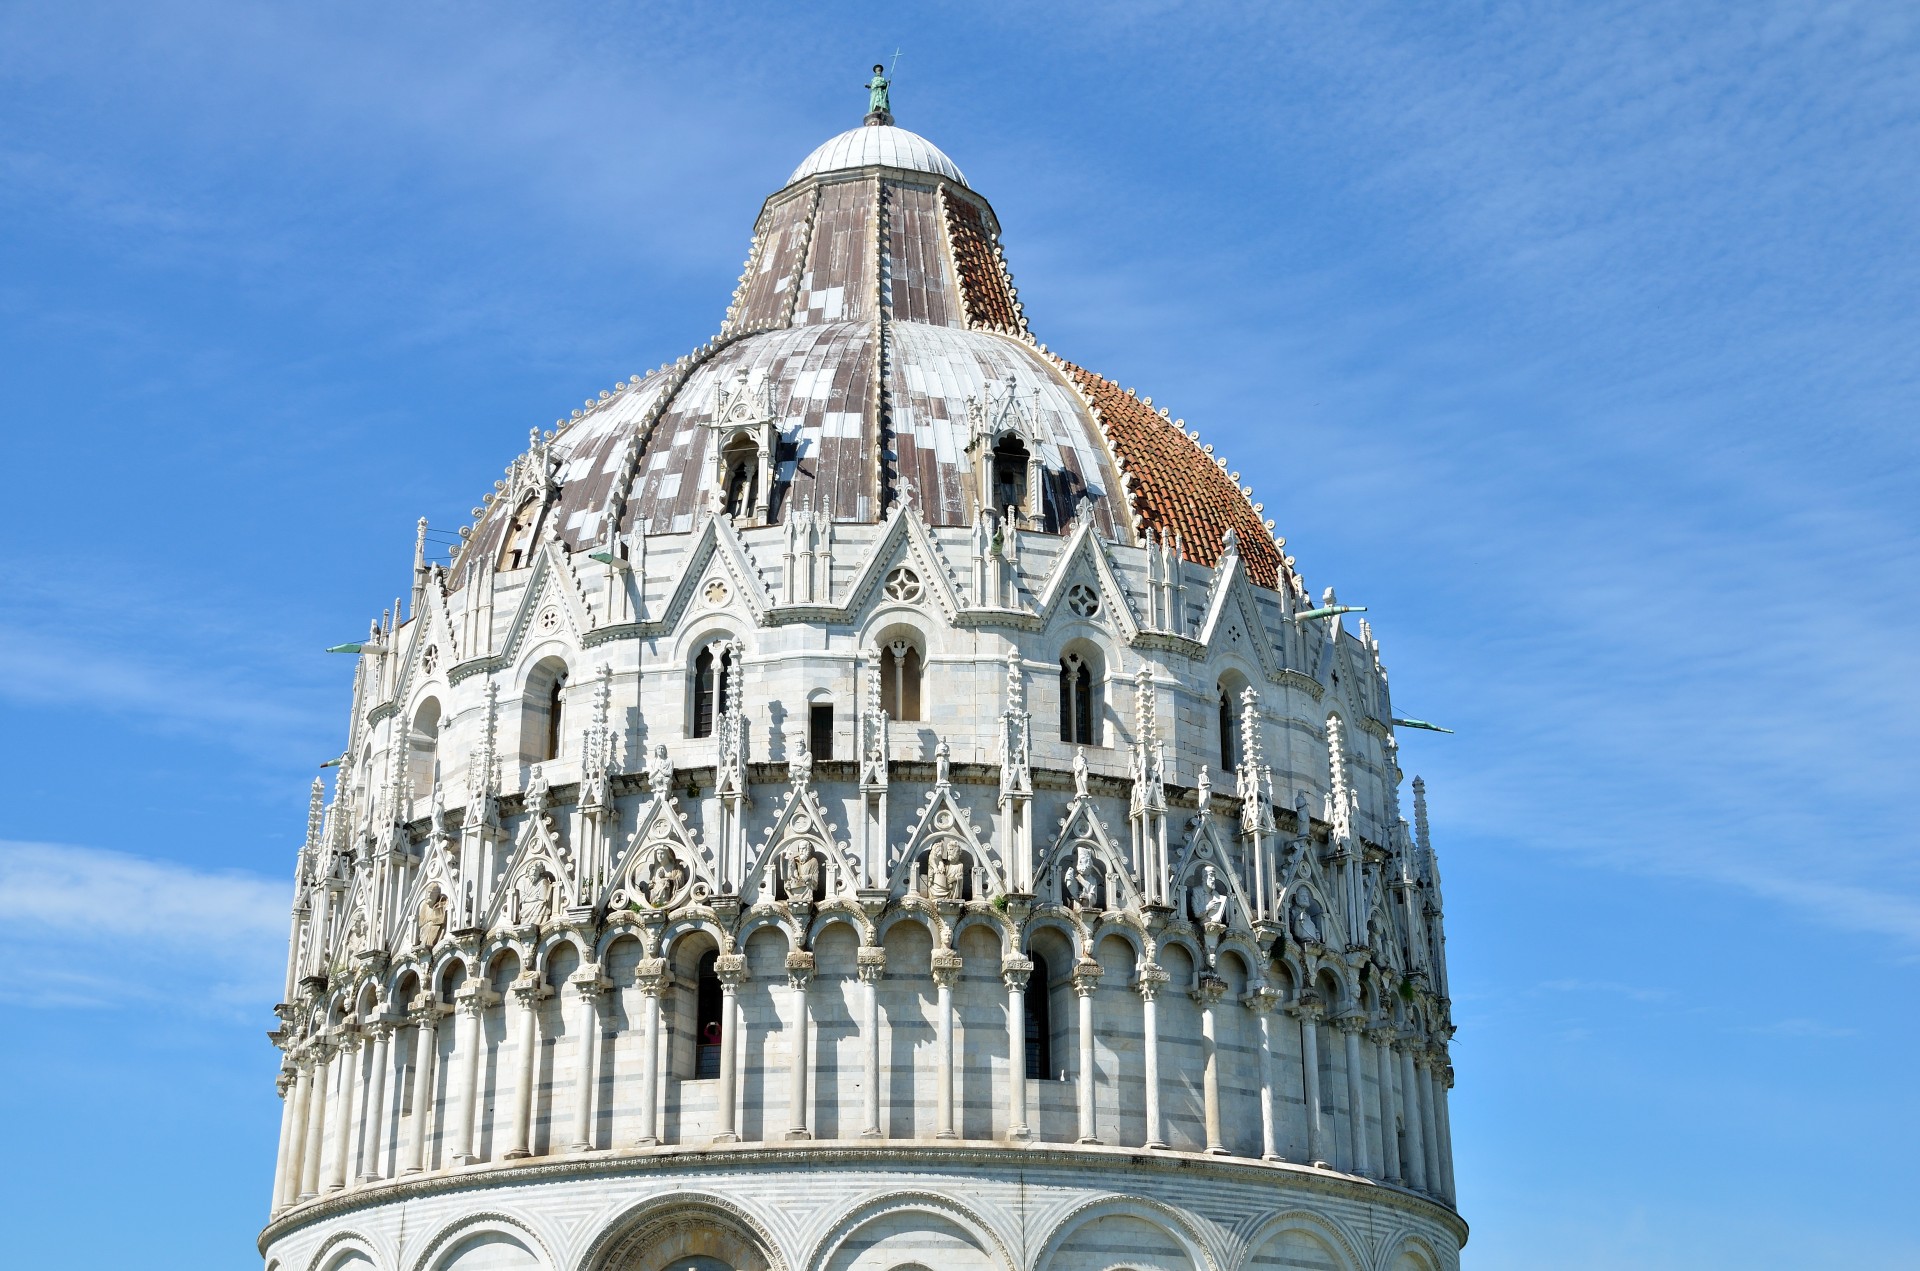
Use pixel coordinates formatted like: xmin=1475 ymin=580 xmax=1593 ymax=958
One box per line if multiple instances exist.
xmin=263 ymin=97 xmax=1465 ymax=1271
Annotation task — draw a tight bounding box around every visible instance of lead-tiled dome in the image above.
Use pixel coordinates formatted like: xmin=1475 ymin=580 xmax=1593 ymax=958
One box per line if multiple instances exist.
xmin=460 ymin=119 xmax=1289 ymax=594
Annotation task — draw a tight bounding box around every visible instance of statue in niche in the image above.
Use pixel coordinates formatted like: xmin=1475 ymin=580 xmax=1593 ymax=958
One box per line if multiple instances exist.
xmin=512 ymin=862 xmax=557 ymax=928
xmin=647 ymin=743 xmax=674 ymax=794
xmin=643 ymin=845 xmax=687 ymax=909
xmin=1065 ymin=840 xmax=1103 ymax=911
xmin=1187 ymin=864 xmax=1229 ymax=926
xmin=1289 ymin=889 xmax=1323 ymax=945
xmin=926 ymin=839 xmax=969 ymax=902
xmin=780 ymin=840 xmax=822 ymax=905
xmin=416 ymin=883 xmax=448 ymax=951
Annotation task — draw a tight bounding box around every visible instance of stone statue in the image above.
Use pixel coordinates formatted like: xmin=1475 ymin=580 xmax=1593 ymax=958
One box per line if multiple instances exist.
xmin=1072 ymin=747 xmax=1089 ymax=798
xmin=781 ymin=841 xmax=821 ymax=904
xmin=514 ymin=862 xmax=556 ymax=927
xmin=1188 ymin=864 xmax=1229 ymax=926
xmin=647 ymin=743 xmax=673 ymax=794
xmin=1066 ymin=841 xmax=1102 ymax=911
xmin=865 ymin=65 xmax=890 ymax=118
xmin=416 ymin=883 xmax=448 ymax=950
xmin=926 ymin=839 xmax=968 ymax=902
xmin=789 ymin=733 xmax=813 ymax=789
xmin=643 ymin=847 xmax=686 ymax=909
xmin=1290 ymin=890 xmax=1322 ymax=945
xmin=934 ymin=739 xmax=951 ymax=787
xmin=1196 ymin=765 xmax=1212 ymax=812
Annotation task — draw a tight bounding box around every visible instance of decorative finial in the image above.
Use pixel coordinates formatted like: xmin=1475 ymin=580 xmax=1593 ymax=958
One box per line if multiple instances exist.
xmin=865 ymin=61 xmax=894 ymax=126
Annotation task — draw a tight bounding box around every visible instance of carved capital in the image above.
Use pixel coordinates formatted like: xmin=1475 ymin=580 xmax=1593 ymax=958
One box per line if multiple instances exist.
xmin=785 ymin=950 xmax=816 ymax=990
xmin=635 ymin=957 xmax=671 ymax=996
xmin=1135 ymin=962 xmax=1170 ymax=1002
xmin=715 ymin=953 xmax=748 ymax=988
xmin=1332 ymin=1010 xmax=1367 ymax=1035
xmin=1071 ymin=958 xmax=1104 ymax=996
xmin=1191 ymin=972 xmax=1227 ymax=1006
xmin=509 ymin=973 xmax=549 ymax=1005
xmin=453 ymin=982 xmax=498 ymax=1016
xmin=931 ymin=949 xmax=964 ymax=989
xmin=1244 ymin=984 xmax=1282 ymax=1014
xmin=568 ymin=963 xmax=610 ymax=1000
xmin=999 ymin=956 xmax=1033 ymax=992
xmin=856 ymin=947 xmax=888 ymax=985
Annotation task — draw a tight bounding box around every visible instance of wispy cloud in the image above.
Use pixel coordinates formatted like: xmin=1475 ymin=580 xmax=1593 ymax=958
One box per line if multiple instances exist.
xmin=0 ymin=840 xmax=287 ymax=1013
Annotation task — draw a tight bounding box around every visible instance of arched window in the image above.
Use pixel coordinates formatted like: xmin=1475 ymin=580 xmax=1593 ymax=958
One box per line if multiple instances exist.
xmin=879 ymin=640 xmax=922 ymax=722
xmin=991 ymin=436 xmax=1030 ymax=515
xmin=691 ymin=644 xmax=734 ymax=738
xmin=1059 ymin=653 xmax=1098 ymax=745
xmin=543 ymin=673 xmax=566 ymax=761
xmin=1024 ymin=951 xmax=1052 ymax=1080
xmin=495 ymin=495 xmax=542 ymax=571
xmin=407 ymin=698 xmax=441 ymax=798
xmin=695 ymin=949 xmax=723 ymax=1078
xmin=1218 ymin=683 xmax=1238 ymax=771
xmin=721 ymin=436 xmax=758 ymax=520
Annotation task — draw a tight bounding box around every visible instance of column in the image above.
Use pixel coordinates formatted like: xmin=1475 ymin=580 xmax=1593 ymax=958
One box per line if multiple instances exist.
xmin=299 ymin=1041 xmax=331 ymax=1199
xmin=1293 ymin=1003 xmax=1328 ymax=1168
xmin=1137 ymin=966 xmax=1168 ymax=1149
xmin=325 ymin=1030 xmax=361 ymax=1191
xmin=713 ymin=953 xmax=746 ymax=1143
xmin=1196 ymin=975 xmax=1227 ymax=1154
xmin=403 ymin=1007 xmax=441 ymax=1174
xmin=449 ymin=982 xmax=494 ymax=1165
xmin=272 ymin=1068 xmax=303 ymax=1211
xmin=503 ymin=975 xmax=544 ymax=1160
xmin=859 ymin=949 xmax=887 ymax=1139
xmin=355 ymin=1022 xmax=394 ymax=1182
xmin=1338 ymin=1015 xmax=1371 ymax=1176
xmin=933 ymin=950 xmax=962 ymax=1140
xmin=1419 ymin=1050 xmax=1443 ymax=1196
xmin=1370 ymin=1025 xmax=1401 ymax=1184
xmin=1072 ymin=959 xmax=1102 ymax=1144
xmin=1000 ymin=956 xmax=1031 ymax=1141
xmin=634 ymin=959 xmax=667 ymax=1146
xmin=1398 ymin=1040 xmax=1428 ymax=1191
xmin=1434 ymin=1054 xmax=1457 ymax=1202
xmin=1251 ymin=989 xmax=1281 ymax=1160
xmin=785 ymin=951 xmax=816 ymax=1140
xmin=566 ymin=965 xmax=606 ymax=1152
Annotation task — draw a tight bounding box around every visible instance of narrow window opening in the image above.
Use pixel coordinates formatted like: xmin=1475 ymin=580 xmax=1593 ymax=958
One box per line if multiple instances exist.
xmin=691 ymin=645 xmax=733 ymax=739
xmin=543 ymin=673 xmax=566 ymax=762
xmin=1218 ymin=685 xmax=1238 ymax=770
xmin=991 ymin=437 xmax=1030 ymax=515
xmin=879 ymin=641 xmax=923 ymax=722
xmin=808 ymin=702 xmax=834 ymax=762
xmin=1024 ymin=951 xmax=1053 ymax=1080
xmin=496 ymin=495 xmax=542 ymax=571
xmin=695 ymin=949 xmax=723 ymax=1078
xmin=1059 ymin=654 xmax=1097 ymax=745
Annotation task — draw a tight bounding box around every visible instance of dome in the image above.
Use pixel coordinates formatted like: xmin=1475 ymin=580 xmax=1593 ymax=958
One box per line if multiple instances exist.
xmin=264 ymin=106 xmax=1462 ymax=1271
xmin=459 ymin=118 xmax=1289 ymax=595
xmin=787 ymin=122 xmax=967 ymax=186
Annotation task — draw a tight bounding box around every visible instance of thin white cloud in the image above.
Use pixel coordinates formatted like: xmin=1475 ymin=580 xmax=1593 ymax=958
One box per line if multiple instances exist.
xmin=0 ymin=840 xmax=289 ymax=1013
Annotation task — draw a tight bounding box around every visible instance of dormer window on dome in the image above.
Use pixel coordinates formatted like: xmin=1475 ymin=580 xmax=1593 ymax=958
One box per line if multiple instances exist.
xmin=706 ymin=370 xmax=779 ymax=526
xmin=968 ymin=374 xmax=1045 ymax=529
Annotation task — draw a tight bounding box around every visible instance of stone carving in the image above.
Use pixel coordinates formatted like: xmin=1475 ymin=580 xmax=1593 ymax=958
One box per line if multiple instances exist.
xmin=643 ymin=845 xmax=688 ymax=909
xmin=780 ymin=839 xmax=822 ymax=905
xmin=1072 ymin=747 xmax=1089 ymax=797
xmin=510 ymin=862 xmax=557 ymax=928
xmin=1066 ymin=840 xmax=1104 ymax=912
xmin=926 ymin=839 xmax=969 ymax=902
xmin=1187 ymin=863 xmax=1229 ymax=926
xmin=647 ymin=743 xmax=674 ymax=794
xmin=416 ymin=883 xmax=448 ymax=951
xmin=1290 ymin=889 xmax=1323 ymax=945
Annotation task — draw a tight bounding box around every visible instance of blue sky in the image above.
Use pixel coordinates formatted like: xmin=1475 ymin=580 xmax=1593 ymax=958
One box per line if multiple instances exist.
xmin=1 ymin=2 xmax=1915 ymax=1266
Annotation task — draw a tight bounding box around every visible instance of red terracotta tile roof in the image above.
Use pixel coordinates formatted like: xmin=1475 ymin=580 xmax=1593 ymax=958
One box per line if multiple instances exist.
xmin=1054 ymin=360 xmax=1286 ymax=592
xmin=943 ymin=193 xmax=1023 ymax=334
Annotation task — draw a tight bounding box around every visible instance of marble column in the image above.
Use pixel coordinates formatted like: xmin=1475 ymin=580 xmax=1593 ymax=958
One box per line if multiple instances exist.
xmin=1000 ymin=956 xmax=1031 ymax=1141
xmin=713 ymin=953 xmax=747 ymax=1143
xmin=449 ymin=982 xmax=494 ymax=1166
xmin=1370 ymin=1024 xmax=1402 ymax=1184
xmin=859 ymin=949 xmax=887 ymax=1139
xmin=1338 ymin=1014 xmax=1371 ymax=1176
xmin=355 ymin=1021 xmax=394 ymax=1182
xmin=403 ymin=1006 xmax=441 ymax=1174
xmin=566 ymin=964 xmax=607 ymax=1152
xmin=1398 ymin=1040 xmax=1428 ymax=1191
xmin=1292 ymin=1003 xmax=1328 ymax=1168
xmin=299 ymin=1040 xmax=331 ymax=1200
xmin=503 ymin=975 xmax=545 ymax=1159
xmin=273 ymin=1068 xmax=303 ymax=1211
xmin=634 ymin=958 xmax=668 ymax=1146
xmin=786 ymin=951 xmax=816 ymax=1140
xmin=1250 ymin=988 xmax=1281 ymax=1160
xmin=1137 ymin=965 xmax=1169 ymax=1149
xmin=933 ymin=949 xmax=962 ymax=1140
xmin=1419 ymin=1050 xmax=1443 ymax=1196
xmin=1072 ymin=959 xmax=1102 ymax=1144
xmin=1196 ymin=975 xmax=1228 ymax=1153
xmin=324 ymin=1029 xmax=362 ymax=1191
xmin=1434 ymin=1053 xmax=1457 ymax=1202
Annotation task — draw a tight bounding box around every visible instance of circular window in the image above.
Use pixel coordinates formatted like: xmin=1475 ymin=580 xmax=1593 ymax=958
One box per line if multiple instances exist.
xmin=703 ymin=578 xmax=731 ymax=606
xmin=883 ymin=566 xmax=924 ymax=603
xmin=421 ymin=644 xmax=439 ymax=676
xmin=1066 ymin=582 xmax=1100 ymax=618
xmin=536 ymin=606 xmax=560 ymax=632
